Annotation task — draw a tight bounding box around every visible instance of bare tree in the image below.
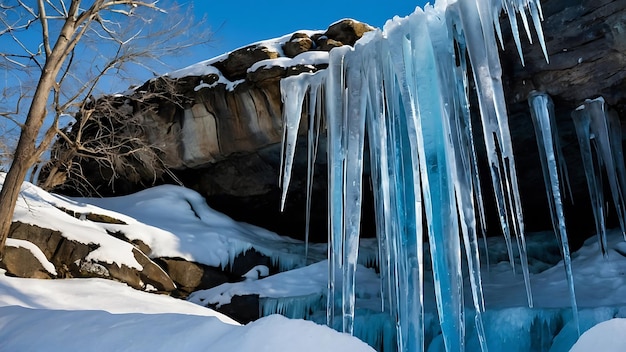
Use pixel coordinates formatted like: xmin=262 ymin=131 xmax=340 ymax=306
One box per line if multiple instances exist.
xmin=0 ymin=0 xmax=209 ymax=258
xmin=38 ymin=76 xmax=186 ymax=195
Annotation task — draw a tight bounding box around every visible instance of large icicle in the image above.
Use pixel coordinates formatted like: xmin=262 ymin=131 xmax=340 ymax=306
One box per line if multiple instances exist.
xmin=571 ymin=98 xmax=626 ymax=254
xmin=528 ymin=91 xmax=580 ymax=336
xmin=571 ymin=106 xmax=609 ymax=256
xmin=455 ymin=0 xmax=534 ymax=307
xmin=325 ymin=45 xmax=351 ymax=329
xmin=439 ymin=8 xmax=489 ymax=350
xmin=280 ymin=71 xmax=327 ymax=262
xmin=385 ymin=7 xmax=466 ymax=351
xmin=379 ymin=41 xmax=426 ymax=351
xmin=340 ymin=46 xmax=367 ymax=335
xmin=279 ymin=76 xmax=308 ymax=212
xmin=586 ymin=98 xmax=626 ymax=239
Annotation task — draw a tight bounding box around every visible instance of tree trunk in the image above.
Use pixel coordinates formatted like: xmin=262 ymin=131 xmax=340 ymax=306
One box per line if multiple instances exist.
xmin=0 ymin=143 xmax=35 ymax=259
xmin=0 ymin=84 xmax=56 ymax=258
xmin=0 ymin=6 xmax=77 ymax=258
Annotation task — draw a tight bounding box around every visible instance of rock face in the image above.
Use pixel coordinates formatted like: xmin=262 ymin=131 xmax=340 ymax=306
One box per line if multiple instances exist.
xmin=45 ymin=3 xmax=626 ymax=247
xmin=2 ymin=220 xmax=276 ymax=306
xmin=497 ymin=0 xmax=626 ymax=246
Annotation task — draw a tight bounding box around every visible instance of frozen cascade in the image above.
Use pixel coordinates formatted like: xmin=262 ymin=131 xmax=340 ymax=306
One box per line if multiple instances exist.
xmin=528 ymin=92 xmax=580 ymax=336
xmin=277 ymin=0 xmax=550 ymax=351
xmin=261 ymin=293 xmax=326 ymax=319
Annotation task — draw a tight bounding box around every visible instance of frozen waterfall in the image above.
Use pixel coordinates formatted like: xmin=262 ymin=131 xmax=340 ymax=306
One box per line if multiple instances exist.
xmin=278 ymin=0 xmax=622 ymax=351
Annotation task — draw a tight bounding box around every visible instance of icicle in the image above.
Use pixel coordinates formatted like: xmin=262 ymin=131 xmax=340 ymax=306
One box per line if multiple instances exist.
xmin=502 ymin=0 xmax=525 ymax=65
xmin=571 ymin=105 xmax=609 ymax=256
xmin=492 ymin=4 xmax=505 ymax=50
xmin=278 ymin=0 xmax=554 ymax=349
xmin=528 ymin=0 xmax=549 ymax=63
xmin=279 ymin=76 xmax=308 ymax=212
xmin=384 ymin=14 xmax=430 ymax=351
xmin=528 ymin=91 xmax=580 ymax=336
xmin=516 ymin=2 xmax=533 ymax=45
xmin=456 ymin=0 xmax=534 ymax=308
xmin=608 ymin=109 xmax=626 ymax=238
xmin=325 ymin=45 xmax=351 ymax=329
xmin=340 ymin=47 xmax=368 ymax=335
xmin=400 ymin=8 xmax=465 ymax=351
xmin=304 ymin=72 xmax=327 ymax=261
xmin=440 ymin=9 xmax=489 ymax=350
xmin=586 ymin=98 xmax=626 ymax=239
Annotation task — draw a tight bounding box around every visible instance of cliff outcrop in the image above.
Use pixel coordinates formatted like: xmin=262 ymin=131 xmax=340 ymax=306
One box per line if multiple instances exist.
xmin=43 ymin=2 xmax=626 ymax=245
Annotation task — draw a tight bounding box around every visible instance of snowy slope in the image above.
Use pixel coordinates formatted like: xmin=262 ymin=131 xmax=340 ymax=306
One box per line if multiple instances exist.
xmin=0 ymin=274 xmax=374 ymax=352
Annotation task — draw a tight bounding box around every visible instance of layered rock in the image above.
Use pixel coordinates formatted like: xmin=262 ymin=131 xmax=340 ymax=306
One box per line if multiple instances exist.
xmin=2 ymin=220 xmax=277 ymax=301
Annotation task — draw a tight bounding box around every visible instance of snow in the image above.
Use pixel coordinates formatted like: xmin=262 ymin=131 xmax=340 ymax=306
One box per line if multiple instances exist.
xmin=570 ymin=318 xmax=626 ymax=352
xmin=188 ymin=260 xmax=380 ymax=310
xmin=249 ymin=51 xmax=329 ymax=73
xmin=2 ymin=172 xmax=626 ymax=350
xmin=0 ymin=275 xmax=373 ymax=351
xmin=6 ymin=174 xmax=143 ymax=270
xmin=74 ymin=184 xmax=328 ymax=271
xmin=164 ymin=30 xmax=327 ymax=91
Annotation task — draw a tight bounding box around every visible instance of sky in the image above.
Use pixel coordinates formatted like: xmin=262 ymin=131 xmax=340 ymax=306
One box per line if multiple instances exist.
xmin=175 ymin=0 xmax=428 ymax=70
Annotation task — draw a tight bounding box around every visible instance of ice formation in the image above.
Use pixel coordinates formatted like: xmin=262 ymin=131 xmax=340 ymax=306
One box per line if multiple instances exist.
xmin=277 ymin=0 xmax=622 ymax=351
xmin=572 ymin=98 xmax=626 ymax=248
xmin=528 ymin=92 xmax=579 ymax=335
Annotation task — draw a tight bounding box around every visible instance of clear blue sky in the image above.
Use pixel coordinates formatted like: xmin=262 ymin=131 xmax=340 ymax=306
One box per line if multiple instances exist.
xmin=180 ymin=0 xmax=427 ymax=68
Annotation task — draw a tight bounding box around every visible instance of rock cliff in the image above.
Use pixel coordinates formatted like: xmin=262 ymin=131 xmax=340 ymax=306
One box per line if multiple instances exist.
xmin=43 ymin=1 xmax=626 ymax=246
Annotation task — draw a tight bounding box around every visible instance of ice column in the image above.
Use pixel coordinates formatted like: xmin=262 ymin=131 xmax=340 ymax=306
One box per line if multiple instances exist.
xmin=380 ymin=19 xmax=428 ymax=351
xmin=323 ymin=34 xmax=388 ymax=334
xmin=528 ymin=91 xmax=579 ymax=336
xmin=324 ymin=45 xmax=350 ymax=329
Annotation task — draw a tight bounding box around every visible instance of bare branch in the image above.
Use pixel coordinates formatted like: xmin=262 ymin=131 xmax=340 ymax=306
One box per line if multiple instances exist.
xmin=37 ymin=0 xmax=52 ymax=57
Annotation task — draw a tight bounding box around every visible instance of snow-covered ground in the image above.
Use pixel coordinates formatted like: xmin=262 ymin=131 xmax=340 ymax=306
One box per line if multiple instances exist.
xmin=0 ymin=173 xmax=374 ymax=351
xmin=0 ymin=274 xmax=374 ymax=351
xmin=2 ymin=174 xmax=626 ymax=351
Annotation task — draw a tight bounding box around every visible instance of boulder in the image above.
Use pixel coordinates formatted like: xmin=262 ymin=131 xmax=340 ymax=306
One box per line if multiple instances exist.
xmin=155 ymin=257 xmax=230 ymax=295
xmin=323 ymin=19 xmax=375 ymax=46
xmin=283 ymin=33 xmax=315 ymax=57
xmin=0 ymin=242 xmax=55 ymax=279
xmin=315 ymin=37 xmax=343 ymax=51
xmin=6 ymin=222 xmax=176 ymax=292
xmin=213 ymin=45 xmax=280 ymax=81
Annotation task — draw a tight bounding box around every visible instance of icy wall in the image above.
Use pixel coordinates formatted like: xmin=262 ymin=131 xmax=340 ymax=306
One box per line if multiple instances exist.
xmin=279 ymin=0 xmax=625 ymax=351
